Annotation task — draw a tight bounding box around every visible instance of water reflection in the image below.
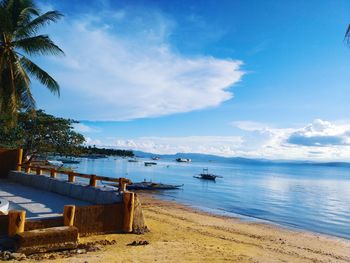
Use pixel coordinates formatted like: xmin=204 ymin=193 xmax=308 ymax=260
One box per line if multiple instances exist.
xmin=68 ymin=157 xmax=350 ymax=239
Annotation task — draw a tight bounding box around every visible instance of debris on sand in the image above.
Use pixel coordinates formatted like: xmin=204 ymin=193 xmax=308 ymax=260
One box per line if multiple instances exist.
xmin=127 ymin=240 xmax=150 ymax=246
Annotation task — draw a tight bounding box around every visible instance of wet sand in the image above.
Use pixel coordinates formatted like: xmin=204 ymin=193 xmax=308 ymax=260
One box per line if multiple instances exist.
xmin=24 ymin=193 xmax=350 ymax=262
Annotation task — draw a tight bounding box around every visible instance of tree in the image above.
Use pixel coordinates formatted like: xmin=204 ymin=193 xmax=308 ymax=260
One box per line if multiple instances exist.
xmin=0 ymin=110 xmax=85 ymax=159
xmin=0 ymin=0 xmax=63 ymax=125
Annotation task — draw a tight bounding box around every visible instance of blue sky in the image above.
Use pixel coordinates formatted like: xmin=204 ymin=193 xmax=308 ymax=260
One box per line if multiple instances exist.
xmin=32 ymin=0 xmax=350 ymax=160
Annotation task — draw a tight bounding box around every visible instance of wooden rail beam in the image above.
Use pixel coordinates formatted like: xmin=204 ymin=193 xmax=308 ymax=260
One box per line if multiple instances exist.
xmin=16 ymin=164 xmax=132 ymax=189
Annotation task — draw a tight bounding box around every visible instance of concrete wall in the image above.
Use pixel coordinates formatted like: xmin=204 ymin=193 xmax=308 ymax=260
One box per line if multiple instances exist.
xmin=5 ymin=171 xmax=147 ymax=236
xmin=74 ymin=204 xmax=124 ymax=236
xmin=24 ymin=204 xmax=124 ymax=236
xmin=0 ymin=149 xmax=21 ymax=178
xmin=8 ymin=171 xmax=122 ymax=205
xmin=0 ymin=214 xmax=9 ymax=236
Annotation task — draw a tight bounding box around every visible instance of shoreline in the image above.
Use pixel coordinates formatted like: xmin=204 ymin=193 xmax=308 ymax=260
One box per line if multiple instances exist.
xmin=139 ymin=193 xmax=350 ymax=242
xmin=31 ymin=192 xmax=350 ymax=263
xmin=155 ymin=193 xmax=350 ymax=242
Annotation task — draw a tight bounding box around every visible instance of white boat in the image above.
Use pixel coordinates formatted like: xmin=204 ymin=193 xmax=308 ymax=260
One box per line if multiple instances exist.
xmin=57 ymin=158 xmax=80 ymax=164
xmin=176 ymin=158 xmax=191 ymax=163
xmin=47 ymin=160 xmax=64 ymax=166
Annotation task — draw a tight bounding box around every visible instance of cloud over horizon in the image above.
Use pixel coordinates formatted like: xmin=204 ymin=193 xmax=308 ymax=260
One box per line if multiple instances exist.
xmin=35 ymin=7 xmax=244 ymax=121
xmin=78 ymin=119 xmax=350 ymax=161
xmin=287 ymin=119 xmax=350 ymax=147
xmin=114 ymin=136 xmax=243 ymax=156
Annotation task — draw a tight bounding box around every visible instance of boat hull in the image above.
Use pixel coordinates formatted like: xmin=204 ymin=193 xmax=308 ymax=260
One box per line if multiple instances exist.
xmin=127 ymin=182 xmax=183 ymax=190
xmin=194 ymin=175 xmax=216 ymax=181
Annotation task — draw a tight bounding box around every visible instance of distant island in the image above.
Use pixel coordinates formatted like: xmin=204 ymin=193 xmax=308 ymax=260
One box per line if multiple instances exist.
xmin=78 ymin=146 xmax=134 ymax=157
xmin=133 ymin=150 xmax=350 ymax=168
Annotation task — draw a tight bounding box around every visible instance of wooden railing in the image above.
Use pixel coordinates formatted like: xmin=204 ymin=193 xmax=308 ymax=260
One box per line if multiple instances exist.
xmin=16 ymin=164 xmax=132 ymax=192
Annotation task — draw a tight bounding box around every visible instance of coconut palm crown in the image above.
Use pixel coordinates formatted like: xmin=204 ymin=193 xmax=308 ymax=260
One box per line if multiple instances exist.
xmin=0 ymin=0 xmax=63 ymax=124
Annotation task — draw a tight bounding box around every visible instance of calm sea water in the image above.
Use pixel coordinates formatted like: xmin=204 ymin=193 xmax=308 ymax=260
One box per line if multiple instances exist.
xmin=67 ymin=157 xmax=350 ymax=239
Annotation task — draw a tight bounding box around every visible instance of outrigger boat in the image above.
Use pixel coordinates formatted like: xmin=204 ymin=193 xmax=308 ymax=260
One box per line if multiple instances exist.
xmin=107 ymin=181 xmax=183 ymax=190
xmin=144 ymin=162 xmax=157 ymax=166
xmin=194 ymin=168 xmax=223 ymax=181
xmin=57 ymin=158 xmax=80 ymax=164
xmin=176 ymin=158 xmax=191 ymax=163
xmin=127 ymin=181 xmax=184 ymax=190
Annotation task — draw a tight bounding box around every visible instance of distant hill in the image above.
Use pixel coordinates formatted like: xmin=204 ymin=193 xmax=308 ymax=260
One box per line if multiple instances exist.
xmin=132 ymin=150 xmax=350 ymax=167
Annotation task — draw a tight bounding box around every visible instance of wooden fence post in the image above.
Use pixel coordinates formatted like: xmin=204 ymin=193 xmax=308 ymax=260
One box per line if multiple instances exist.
xmin=25 ymin=164 xmax=31 ymax=174
xmin=63 ymin=205 xmax=76 ymax=227
xmin=68 ymin=173 xmax=75 ymax=182
xmin=119 ymin=178 xmax=131 ymax=192
xmin=8 ymin=210 xmax=26 ymax=237
xmin=16 ymin=148 xmax=23 ymax=172
xmin=122 ymin=192 xmax=135 ymax=233
xmin=89 ymin=175 xmax=97 ymax=187
xmin=50 ymin=169 xmax=57 ymax=178
xmin=36 ymin=167 xmax=42 ymax=175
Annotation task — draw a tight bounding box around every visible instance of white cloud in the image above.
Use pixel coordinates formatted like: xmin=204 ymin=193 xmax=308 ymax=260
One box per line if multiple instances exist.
xmin=231 ymin=121 xmax=270 ymax=132
xmin=225 ymin=119 xmax=350 ymax=160
xmin=114 ymin=136 xmax=243 ymax=156
xmin=79 ymin=119 xmax=350 ymax=161
xmin=85 ymin=137 xmax=103 ymax=146
xmin=287 ymin=119 xmax=350 ymax=146
xmin=73 ymin=123 xmax=100 ymax=133
xmin=36 ymin=8 xmax=244 ymax=121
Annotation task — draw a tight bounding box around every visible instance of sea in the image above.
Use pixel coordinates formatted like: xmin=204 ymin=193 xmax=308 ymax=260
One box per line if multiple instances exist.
xmin=66 ymin=156 xmax=350 ymax=240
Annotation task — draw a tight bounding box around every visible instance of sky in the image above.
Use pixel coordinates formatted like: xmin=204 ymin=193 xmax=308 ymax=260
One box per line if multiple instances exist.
xmin=31 ymin=0 xmax=350 ymax=161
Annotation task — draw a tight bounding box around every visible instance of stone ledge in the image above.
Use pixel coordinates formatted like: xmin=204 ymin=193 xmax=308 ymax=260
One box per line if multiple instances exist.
xmin=15 ymin=226 xmax=78 ymax=255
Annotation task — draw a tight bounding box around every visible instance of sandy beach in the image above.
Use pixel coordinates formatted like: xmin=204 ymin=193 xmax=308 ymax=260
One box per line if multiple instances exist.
xmin=17 ymin=193 xmax=349 ymax=263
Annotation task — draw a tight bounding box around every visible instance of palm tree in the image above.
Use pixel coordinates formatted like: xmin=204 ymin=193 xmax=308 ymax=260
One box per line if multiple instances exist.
xmin=0 ymin=0 xmax=63 ymax=125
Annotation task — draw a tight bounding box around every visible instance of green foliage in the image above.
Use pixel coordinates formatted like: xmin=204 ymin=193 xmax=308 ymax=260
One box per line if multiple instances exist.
xmin=0 ymin=110 xmax=85 ymax=157
xmin=79 ymin=146 xmax=134 ymax=157
xmin=0 ymin=0 xmax=63 ymax=125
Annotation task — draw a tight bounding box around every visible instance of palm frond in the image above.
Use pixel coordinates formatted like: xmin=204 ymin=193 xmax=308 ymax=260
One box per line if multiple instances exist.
xmin=5 ymin=0 xmax=37 ymax=34
xmin=12 ymin=53 xmax=30 ymax=87
xmin=17 ymin=6 xmax=39 ymax=26
xmin=16 ymin=10 xmax=63 ymax=38
xmin=20 ymin=56 xmax=60 ymax=96
xmin=345 ymin=24 xmax=350 ymax=47
xmin=14 ymin=34 xmax=64 ymax=55
xmin=0 ymin=0 xmax=10 ymax=8
xmin=0 ymin=0 xmax=63 ymax=126
xmin=0 ymin=6 xmax=12 ymax=33
xmin=19 ymin=83 xmax=35 ymax=110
